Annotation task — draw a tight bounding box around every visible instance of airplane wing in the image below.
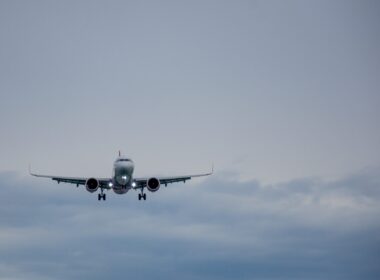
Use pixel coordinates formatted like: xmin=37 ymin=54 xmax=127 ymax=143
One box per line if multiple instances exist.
xmin=29 ymin=167 xmax=111 ymax=189
xmin=132 ymin=167 xmax=213 ymax=190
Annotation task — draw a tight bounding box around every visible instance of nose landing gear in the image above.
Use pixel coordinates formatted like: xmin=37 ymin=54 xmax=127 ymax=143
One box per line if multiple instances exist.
xmin=98 ymin=189 xmax=106 ymax=201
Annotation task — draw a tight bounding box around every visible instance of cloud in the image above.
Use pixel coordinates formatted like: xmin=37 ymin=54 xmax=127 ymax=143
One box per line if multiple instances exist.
xmin=0 ymin=168 xmax=379 ymax=280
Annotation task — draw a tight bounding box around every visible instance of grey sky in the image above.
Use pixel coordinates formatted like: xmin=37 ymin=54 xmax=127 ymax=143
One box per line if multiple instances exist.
xmin=0 ymin=1 xmax=380 ymax=279
xmin=0 ymin=0 xmax=379 ymax=183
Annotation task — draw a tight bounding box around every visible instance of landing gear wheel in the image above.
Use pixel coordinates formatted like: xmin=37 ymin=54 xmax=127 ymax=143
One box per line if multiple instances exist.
xmin=138 ymin=194 xmax=142 ymax=200
xmin=143 ymin=193 xmax=147 ymax=200
xmin=98 ymin=192 xmax=106 ymax=201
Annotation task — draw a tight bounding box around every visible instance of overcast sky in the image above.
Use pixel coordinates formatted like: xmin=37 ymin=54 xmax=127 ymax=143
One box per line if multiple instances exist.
xmin=0 ymin=0 xmax=379 ymax=279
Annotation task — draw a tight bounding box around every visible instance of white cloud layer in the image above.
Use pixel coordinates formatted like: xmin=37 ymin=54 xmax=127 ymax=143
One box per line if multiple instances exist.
xmin=0 ymin=168 xmax=379 ymax=279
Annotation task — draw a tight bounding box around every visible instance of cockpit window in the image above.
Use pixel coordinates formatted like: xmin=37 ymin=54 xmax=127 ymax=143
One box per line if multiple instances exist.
xmin=117 ymin=158 xmax=131 ymax=162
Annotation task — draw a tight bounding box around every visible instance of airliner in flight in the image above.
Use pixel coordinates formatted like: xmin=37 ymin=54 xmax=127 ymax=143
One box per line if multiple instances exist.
xmin=30 ymin=152 xmax=213 ymax=201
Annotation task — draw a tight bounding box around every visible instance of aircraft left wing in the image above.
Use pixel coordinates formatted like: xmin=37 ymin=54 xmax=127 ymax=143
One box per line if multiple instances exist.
xmin=29 ymin=167 xmax=111 ymax=189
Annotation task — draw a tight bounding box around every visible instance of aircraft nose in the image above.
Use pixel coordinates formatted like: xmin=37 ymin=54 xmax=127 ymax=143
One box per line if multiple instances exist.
xmin=116 ymin=175 xmax=129 ymax=185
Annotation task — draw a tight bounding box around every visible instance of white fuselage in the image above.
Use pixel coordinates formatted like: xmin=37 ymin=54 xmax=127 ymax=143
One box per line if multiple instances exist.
xmin=112 ymin=157 xmax=134 ymax=194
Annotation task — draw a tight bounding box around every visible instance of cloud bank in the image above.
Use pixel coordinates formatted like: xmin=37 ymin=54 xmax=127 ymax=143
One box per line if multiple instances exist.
xmin=0 ymin=168 xmax=379 ymax=280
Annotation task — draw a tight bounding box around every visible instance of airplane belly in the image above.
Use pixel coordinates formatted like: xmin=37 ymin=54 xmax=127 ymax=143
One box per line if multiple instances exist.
xmin=113 ymin=186 xmax=130 ymax=195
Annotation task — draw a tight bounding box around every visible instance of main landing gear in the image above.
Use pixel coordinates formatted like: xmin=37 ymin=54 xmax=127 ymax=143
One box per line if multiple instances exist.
xmin=98 ymin=189 xmax=106 ymax=201
xmin=138 ymin=192 xmax=146 ymax=201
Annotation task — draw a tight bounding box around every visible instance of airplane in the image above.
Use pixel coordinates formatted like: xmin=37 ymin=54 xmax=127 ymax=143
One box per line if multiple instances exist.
xmin=30 ymin=152 xmax=213 ymax=201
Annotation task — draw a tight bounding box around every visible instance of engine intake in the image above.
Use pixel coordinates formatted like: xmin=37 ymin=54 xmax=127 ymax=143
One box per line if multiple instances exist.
xmin=147 ymin=177 xmax=160 ymax=192
xmin=86 ymin=178 xmax=99 ymax=193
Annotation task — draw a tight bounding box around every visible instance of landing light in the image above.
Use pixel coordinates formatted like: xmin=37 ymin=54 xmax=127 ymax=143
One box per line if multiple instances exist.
xmin=132 ymin=182 xmax=136 ymax=187
xmin=108 ymin=182 xmax=113 ymax=187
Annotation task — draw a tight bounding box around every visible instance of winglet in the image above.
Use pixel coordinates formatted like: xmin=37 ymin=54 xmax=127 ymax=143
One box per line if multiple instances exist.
xmin=118 ymin=150 xmax=121 ymax=157
xmin=211 ymin=162 xmax=214 ymax=174
xmin=28 ymin=163 xmax=33 ymax=175
xmin=28 ymin=164 xmax=39 ymax=177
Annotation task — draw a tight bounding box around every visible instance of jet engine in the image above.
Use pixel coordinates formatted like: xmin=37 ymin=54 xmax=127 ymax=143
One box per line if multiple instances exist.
xmin=86 ymin=178 xmax=99 ymax=193
xmin=147 ymin=177 xmax=160 ymax=192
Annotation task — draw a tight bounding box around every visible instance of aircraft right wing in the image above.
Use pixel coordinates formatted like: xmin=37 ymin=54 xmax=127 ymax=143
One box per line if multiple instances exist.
xmin=132 ymin=166 xmax=213 ymax=190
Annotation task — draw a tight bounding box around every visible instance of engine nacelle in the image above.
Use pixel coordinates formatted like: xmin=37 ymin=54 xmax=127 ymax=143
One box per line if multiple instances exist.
xmin=147 ymin=177 xmax=160 ymax=192
xmin=86 ymin=178 xmax=99 ymax=193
